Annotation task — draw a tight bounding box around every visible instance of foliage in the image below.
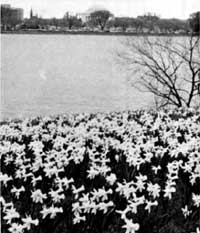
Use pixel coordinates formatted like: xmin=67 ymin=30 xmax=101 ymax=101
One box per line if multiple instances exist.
xmin=108 ymin=17 xmax=132 ymax=32
xmin=137 ymin=13 xmax=160 ymax=32
xmin=107 ymin=15 xmax=189 ymax=33
xmin=119 ymin=35 xmax=200 ymax=108
xmin=21 ymin=18 xmax=40 ymax=30
xmin=189 ymin=12 xmax=200 ymax=34
xmin=63 ymin=13 xmax=82 ymax=29
xmin=20 ymin=16 xmax=82 ymax=30
xmin=1 ymin=108 xmax=200 ymax=233
xmin=90 ymin=10 xmax=112 ymax=30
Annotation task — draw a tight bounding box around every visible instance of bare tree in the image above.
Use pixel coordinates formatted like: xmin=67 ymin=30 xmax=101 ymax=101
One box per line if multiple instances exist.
xmin=119 ymin=35 xmax=200 ymax=108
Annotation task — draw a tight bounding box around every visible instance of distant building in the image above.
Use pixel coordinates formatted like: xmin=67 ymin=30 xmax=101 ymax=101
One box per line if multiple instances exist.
xmin=30 ymin=8 xmax=33 ymax=18
xmin=1 ymin=4 xmax=24 ymax=24
xmin=1 ymin=4 xmax=11 ymax=9
xmin=11 ymin=7 xmax=24 ymax=21
xmin=77 ymin=5 xmax=114 ymax=23
xmin=76 ymin=13 xmax=89 ymax=23
xmin=29 ymin=8 xmax=38 ymax=19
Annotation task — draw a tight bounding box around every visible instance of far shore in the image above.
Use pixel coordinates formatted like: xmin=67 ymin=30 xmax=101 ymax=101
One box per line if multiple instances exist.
xmin=1 ymin=30 xmax=190 ymax=36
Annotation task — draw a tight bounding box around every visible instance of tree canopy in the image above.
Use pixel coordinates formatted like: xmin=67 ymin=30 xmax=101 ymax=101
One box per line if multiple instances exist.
xmin=90 ymin=10 xmax=112 ymax=30
xmin=63 ymin=15 xmax=82 ymax=29
xmin=189 ymin=11 xmax=200 ymax=34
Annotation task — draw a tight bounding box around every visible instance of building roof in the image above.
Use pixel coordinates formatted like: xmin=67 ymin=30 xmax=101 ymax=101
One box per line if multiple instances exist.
xmin=1 ymin=4 xmax=11 ymax=8
xmin=85 ymin=5 xmax=108 ymax=14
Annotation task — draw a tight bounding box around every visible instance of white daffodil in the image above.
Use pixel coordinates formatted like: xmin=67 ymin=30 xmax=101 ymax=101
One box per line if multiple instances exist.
xmin=87 ymin=167 xmax=100 ymax=179
xmin=15 ymin=168 xmax=26 ymax=180
xmin=135 ymin=174 xmax=147 ymax=192
xmin=181 ymin=205 xmax=191 ymax=218
xmin=181 ymin=163 xmax=193 ymax=173
xmin=73 ymin=213 xmax=86 ymax=224
xmin=0 ymin=172 xmax=12 ymax=187
xmin=145 ymin=152 xmax=153 ymax=162
xmin=115 ymin=154 xmax=120 ymax=162
xmin=60 ymin=177 xmax=74 ymax=190
xmin=106 ymin=173 xmax=117 ymax=185
xmin=40 ymin=205 xmax=63 ymax=219
xmin=1 ymin=200 xmax=13 ymax=212
xmin=91 ymin=187 xmax=112 ymax=202
xmin=163 ymin=184 xmax=176 ymax=200
xmin=190 ymin=173 xmax=199 ymax=186
xmin=82 ymin=200 xmax=91 ymax=214
xmin=4 ymin=154 xmax=14 ymax=165
xmin=8 ymin=223 xmax=24 ymax=233
xmin=11 ymin=186 xmax=25 ymax=199
xmin=122 ymin=219 xmax=140 ymax=233
xmin=72 ymin=185 xmax=85 ymax=199
xmin=29 ymin=140 xmax=44 ymax=155
xmin=72 ymin=202 xmax=82 ymax=215
xmin=3 ymin=206 xmax=20 ymax=224
xmin=98 ymin=201 xmax=114 ymax=214
xmin=49 ymin=188 xmax=65 ymax=203
xmin=31 ymin=175 xmax=42 ymax=187
xmin=116 ymin=182 xmax=126 ymax=195
xmin=192 ymin=194 xmax=200 ymax=207
xmin=145 ymin=200 xmax=158 ymax=214
xmin=152 ymin=165 xmax=161 ymax=175
xmin=49 ymin=206 xmax=63 ymax=219
xmin=40 ymin=206 xmax=50 ymax=219
xmin=22 ymin=215 xmax=39 ymax=230
xmin=44 ymin=166 xmax=64 ymax=178
xmin=119 ymin=181 xmax=136 ymax=199
xmin=0 ymin=196 xmax=6 ymax=206
xmin=31 ymin=157 xmax=44 ymax=172
xmin=127 ymin=201 xmax=138 ymax=214
xmin=116 ymin=207 xmax=130 ymax=220
xmin=31 ymin=189 xmax=47 ymax=203
xmin=23 ymin=172 xmax=32 ymax=181
xmin=196 ymin=227 xmax=200 ymax=233
xmin=147 ymin=183 xmax=160 ymax=199
xmin=79 ymin=193 xmax=90 ymax=204
xmin=90 ymin=202 xmax=98 ymax=215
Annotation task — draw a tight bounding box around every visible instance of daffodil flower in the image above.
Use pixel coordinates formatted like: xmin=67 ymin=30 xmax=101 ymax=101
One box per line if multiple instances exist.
xmin=192 ymin=194 xmax=200 ymax=207
xmin=181 ymin=205 xmax=192 ymax=218
xmin=122 ymin=219 xmax=140 ymax=233
xmin=22 ymin=215 xmax=39 ymax=230
xmin=31 ymin=189 xmax=47 ymax=203
xmin=0 ymin=173 xmax=12 ymax=187
xmin=8 ymin=223 xmax=24 ymax=233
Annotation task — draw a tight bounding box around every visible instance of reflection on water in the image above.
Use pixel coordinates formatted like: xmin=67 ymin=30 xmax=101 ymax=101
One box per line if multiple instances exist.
xmin=1 ymin=34 xmax=153 ymax=119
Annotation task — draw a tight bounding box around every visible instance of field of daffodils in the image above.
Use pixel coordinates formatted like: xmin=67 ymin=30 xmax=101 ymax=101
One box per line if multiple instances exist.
xmin=1 ymin=108 xmax=200 ymax=233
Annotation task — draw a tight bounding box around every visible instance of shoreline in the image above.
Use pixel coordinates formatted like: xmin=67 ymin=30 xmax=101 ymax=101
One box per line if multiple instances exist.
xmin=1 ymin=30 xmax=190 ymax=36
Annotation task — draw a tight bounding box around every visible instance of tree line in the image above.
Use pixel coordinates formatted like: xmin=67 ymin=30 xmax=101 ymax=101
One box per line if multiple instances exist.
xmin=1 ymin=5 xmax=200 ymax=34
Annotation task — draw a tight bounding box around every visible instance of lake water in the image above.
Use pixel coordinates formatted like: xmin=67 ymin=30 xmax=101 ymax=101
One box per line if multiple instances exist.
xmin=1 ymin=34 xmax=153 ymax=119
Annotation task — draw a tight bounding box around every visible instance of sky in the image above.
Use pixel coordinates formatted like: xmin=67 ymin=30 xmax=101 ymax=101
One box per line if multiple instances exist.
xmin=1 ymin=0 xmax=200 ymax=19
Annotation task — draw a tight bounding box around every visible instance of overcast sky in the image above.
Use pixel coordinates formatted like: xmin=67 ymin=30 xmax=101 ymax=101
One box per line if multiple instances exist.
xmin=1 ymin=0 xmax=200 ymax=19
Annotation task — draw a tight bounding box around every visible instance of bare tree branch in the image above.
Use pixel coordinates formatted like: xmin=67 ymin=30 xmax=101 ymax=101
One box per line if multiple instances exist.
xmin=118 ymin=35 xmax=200 ymax=108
